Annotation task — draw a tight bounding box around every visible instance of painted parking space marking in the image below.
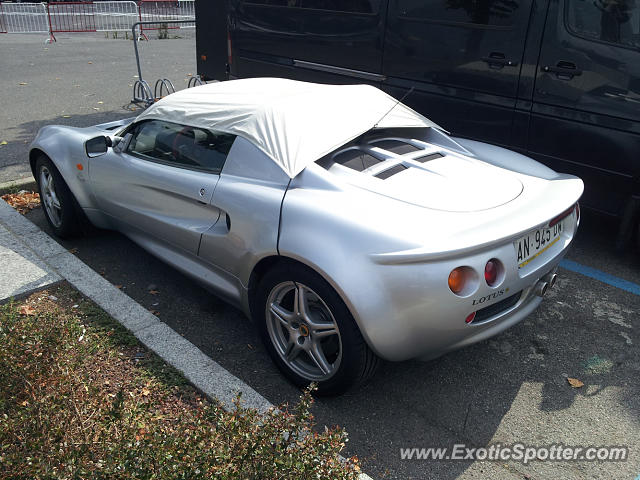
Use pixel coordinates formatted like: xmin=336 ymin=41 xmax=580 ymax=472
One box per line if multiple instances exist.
xmin=560 ymin=259 xmax=640 ymax=296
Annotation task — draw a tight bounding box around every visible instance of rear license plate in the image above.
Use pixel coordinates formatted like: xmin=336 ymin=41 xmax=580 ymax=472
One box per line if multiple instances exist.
xmin=515 ymin=221 xmax=564 ymax=268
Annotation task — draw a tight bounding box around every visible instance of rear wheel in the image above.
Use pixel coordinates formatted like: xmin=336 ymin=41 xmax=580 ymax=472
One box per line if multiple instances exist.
xmin=254 ymin=263 xmax=379 ymax=395
xmin=35 ymin=156 xmax=81 ymax=238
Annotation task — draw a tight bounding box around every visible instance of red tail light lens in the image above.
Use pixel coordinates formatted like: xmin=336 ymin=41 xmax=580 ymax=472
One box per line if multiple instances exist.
xmin=465 ymin=312 xmax=476 ymax=324
xmin=485 ymin=259 xmax=498 ymax=286
xmin=549 ymin=204 xmax=575 ymax=227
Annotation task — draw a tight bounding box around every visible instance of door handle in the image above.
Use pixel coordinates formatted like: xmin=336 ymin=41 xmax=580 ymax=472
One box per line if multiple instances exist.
xmin=481 ymin=52 xmax=519 ymax=69
xmin=542 ymin=61 xmax=582 ymax=80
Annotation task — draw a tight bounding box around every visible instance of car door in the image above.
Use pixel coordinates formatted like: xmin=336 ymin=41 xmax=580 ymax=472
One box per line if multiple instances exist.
xmin=89 ymin=119 xmax=237 ymax=255
xmin=527 ymin=0 xmax=640 ymax=215
xmin=382 ymin=0 xmax=534 ymax=146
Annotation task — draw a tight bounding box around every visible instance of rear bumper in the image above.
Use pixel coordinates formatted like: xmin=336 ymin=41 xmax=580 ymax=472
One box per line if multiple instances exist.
xmin=349 ymin=209 xmax=579 ymax=361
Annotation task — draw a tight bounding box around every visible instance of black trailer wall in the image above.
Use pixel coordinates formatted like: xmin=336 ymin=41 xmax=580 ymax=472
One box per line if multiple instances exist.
xmin=195 ymin=0 xmax=228 ymax=80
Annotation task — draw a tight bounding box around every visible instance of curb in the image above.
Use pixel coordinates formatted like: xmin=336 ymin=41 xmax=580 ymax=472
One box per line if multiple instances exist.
xmin=0 ymin=197 xmax=271 ymax=412
xmin=0 ymin=177 xmax=37 ymax=195
xmin=0 ymin=198 xmax=373 ymax=479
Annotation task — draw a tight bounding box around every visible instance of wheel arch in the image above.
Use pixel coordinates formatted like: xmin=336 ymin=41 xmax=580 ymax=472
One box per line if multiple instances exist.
xmin=247 ymin=255 xmax=365 ymax=340
xmin=29 ymin=139 xmax=96 ymax=211
xmin=29 ymin=148 xmax=49 ymax=179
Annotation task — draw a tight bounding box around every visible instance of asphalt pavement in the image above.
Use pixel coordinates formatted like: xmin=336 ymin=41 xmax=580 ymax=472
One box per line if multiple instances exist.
xmin=0 ymin=32 xmax=196 ymax=183
xmin=2 ymin=33 xmax=640 ymax=480
xmin=23 ymin=191 xmax=640 ymax=480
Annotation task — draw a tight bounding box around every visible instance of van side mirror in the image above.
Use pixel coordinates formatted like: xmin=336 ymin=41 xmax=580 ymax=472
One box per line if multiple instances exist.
xmin=85 ymin=135 xmax=111 ymax=158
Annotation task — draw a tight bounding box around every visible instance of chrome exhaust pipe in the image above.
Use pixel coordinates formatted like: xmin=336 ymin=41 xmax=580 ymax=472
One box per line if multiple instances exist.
xmin=546 ymin=273 xmax=558 ymax=289
xmin=534 ymin=281 xmax=549 ymax=297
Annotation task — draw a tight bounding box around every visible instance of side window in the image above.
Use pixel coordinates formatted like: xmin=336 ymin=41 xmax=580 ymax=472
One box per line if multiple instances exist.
xmin=566 ymin=0 xmax=639 ymax=48
xmin=127 ymin=120 xmax=236 ymax=174
xmin=397 ymin=0 xmax=521 ymax=26
xmin=244 ymin=0 xmax=376 ymax=13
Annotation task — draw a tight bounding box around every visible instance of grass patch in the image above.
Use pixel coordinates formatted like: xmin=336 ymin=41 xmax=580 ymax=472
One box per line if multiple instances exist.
xmin=0 ymin=283 xmax=360 ymax=479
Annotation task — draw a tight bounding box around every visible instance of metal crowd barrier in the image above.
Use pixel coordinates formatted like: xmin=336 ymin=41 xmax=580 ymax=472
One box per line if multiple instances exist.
xmin=137 ymin=0 xmax=194 ymax=39
xmin=95 ymin=0 xmax=139 ymax=33
xmin=46 ymin=2 xmax=97 ymax=42
xmin=0 ymin=0 xmax=194 ymax=38
xmin=0 ymin=4 xmax=6 ymax=33
xmin=0 ymin=2 xmax=48 ymax=34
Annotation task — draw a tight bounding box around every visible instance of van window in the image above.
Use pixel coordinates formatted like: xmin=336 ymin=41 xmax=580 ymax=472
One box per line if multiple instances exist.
xmin=245 ymin=0 xmax=375 ymax=14
xmin=566 ymin=0 xmax=640 ymax=48
xmin=397 ymin=0 xmax=521 ymax=26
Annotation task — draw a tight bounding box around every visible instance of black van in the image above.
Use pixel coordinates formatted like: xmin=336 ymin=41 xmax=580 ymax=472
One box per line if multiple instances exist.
xmin=195 ymin=0 xmax=640 ymax=247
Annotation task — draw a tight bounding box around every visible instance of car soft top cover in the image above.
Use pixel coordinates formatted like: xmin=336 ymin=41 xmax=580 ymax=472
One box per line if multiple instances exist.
xmin=135 ymin=78 xmax=440 ymax=178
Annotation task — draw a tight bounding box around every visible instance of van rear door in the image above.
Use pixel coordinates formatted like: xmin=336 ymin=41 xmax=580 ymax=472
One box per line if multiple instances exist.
xmin=527 ymin=0 xmax=640 ymax=216
xmin=229 ymin=0 xmax=387 ymax=84
xmin=382 ymin=0 xmax=534 ymax=146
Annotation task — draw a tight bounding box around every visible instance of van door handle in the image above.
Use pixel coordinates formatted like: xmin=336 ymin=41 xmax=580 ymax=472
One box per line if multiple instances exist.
xmin=481 ymin=52 xmax=518 ymax=69
xmin=542 ymin=62 xmax=582 ymax=80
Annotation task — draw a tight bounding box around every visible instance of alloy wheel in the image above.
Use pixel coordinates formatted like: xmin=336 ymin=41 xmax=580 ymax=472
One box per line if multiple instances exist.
xmin=265 ymin=281 xmax=342 ymax=381
xmin=39 ymin=166 xmax=62 ymax=228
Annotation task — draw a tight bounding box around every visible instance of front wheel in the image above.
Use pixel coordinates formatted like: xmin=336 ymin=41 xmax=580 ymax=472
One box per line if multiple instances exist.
xmin=254 ymin=263 xmax=379 ymax=395
xmin=35 ymin=156 xmax=81 ymax=238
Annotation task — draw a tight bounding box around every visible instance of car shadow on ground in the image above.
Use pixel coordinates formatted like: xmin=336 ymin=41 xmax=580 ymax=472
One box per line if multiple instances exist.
xmin=25 ymin=195 xmax=639 ymax=480
xmin=2 ymin=110 xmax=143 ymax=179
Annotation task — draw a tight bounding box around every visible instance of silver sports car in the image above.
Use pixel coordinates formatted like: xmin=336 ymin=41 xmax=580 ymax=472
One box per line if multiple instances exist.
xmin=30 ymin=78 xmax=583 ymax=395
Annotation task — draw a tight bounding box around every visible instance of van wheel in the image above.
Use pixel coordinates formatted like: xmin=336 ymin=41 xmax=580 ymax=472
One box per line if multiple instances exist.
xmin=254 ymin=263 xmax=379 ymax=396
xmin=35 ymin=156 xmax=81 ymax=238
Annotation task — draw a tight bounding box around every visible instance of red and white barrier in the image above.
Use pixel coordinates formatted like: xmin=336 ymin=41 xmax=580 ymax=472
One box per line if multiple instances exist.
xmin=46 ymin=2 xmax=96 ymax=42
xmin=0 ymin=0 xmax=194 ymax=39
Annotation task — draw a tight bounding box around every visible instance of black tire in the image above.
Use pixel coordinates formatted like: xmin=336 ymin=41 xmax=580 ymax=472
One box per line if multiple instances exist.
xmin=254 ymin=262 xmax=380 ymax=396
xmin=35 ymin=155 xmax=82 ymax=238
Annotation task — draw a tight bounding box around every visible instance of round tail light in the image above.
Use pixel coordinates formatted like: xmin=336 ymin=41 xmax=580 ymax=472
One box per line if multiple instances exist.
xmin=448 ymin=266 xmax=478 ymax=296
xmin=485 ymin=259 xmax=498 ymax=286
xmin=484 ymin=258 xmax=504 ymax=287
xmin=448 ymin=268 xmax=465 ymax=294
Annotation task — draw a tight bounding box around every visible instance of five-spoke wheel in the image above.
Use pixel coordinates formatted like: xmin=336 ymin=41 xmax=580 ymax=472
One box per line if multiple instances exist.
xmin=35 ymin=155 xmax=81 ymax=238
xmin=255 ymin=263 xmax=379 ymax=395
xmin=39 ymin=165 xmax=63 ymax=229
xmin=266 ymin=281 xmax=342 ymax=381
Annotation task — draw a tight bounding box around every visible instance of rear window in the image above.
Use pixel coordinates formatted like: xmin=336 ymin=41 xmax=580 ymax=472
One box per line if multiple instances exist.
xmin=332 ymin=149 xmax=381 ymax=171
xmin=370 ymin=139 xmax=421 ymax=155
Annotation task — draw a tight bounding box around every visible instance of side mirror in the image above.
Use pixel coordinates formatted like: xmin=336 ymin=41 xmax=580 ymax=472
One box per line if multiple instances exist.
xmin=85 ymin=135 xmax=111 ymax=158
